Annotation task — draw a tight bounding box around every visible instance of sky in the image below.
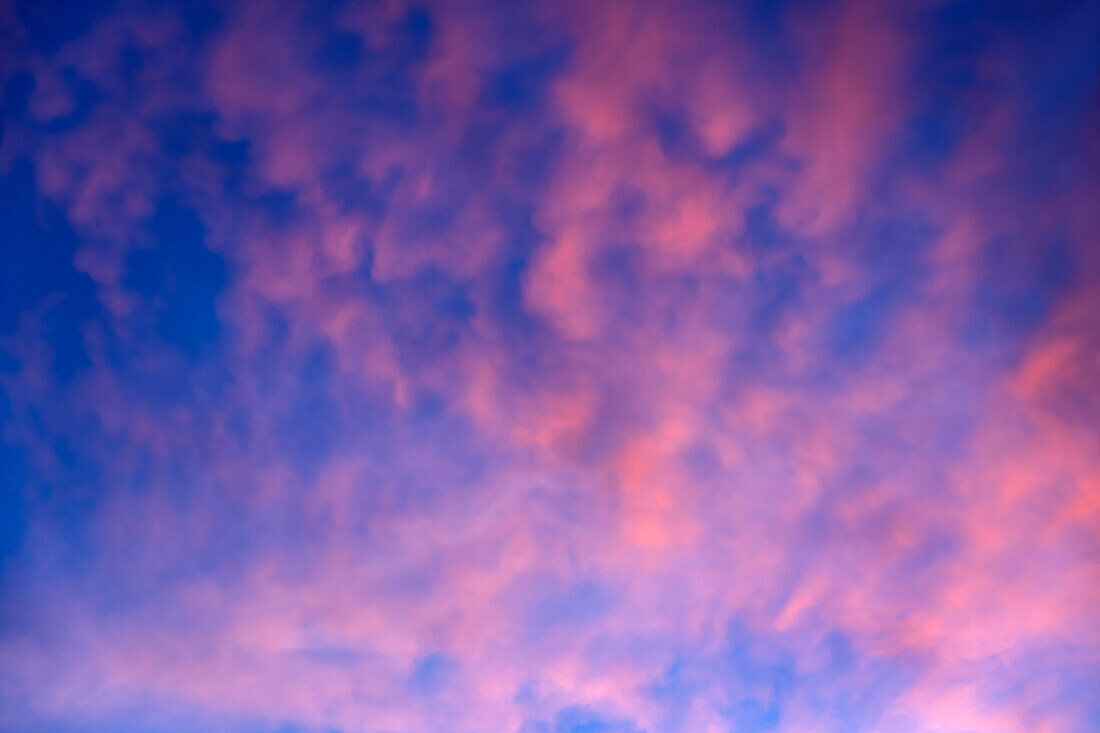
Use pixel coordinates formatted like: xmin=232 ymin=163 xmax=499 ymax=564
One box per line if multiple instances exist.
xmin=0 ymin=0 xmax=1098 ymax=731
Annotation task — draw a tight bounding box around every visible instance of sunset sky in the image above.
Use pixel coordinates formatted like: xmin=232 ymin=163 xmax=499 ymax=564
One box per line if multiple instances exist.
xmin=1 ymin=0 xmax=1099 ymax=731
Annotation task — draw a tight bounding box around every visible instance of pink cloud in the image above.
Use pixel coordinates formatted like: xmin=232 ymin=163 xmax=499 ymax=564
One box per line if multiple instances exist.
xmin=1 ymin=0 xmax=1097 ymax=731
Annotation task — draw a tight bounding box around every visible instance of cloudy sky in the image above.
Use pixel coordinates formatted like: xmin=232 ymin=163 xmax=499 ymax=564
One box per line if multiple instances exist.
xmin=1 ymin=0 xmax=1098 ymax=731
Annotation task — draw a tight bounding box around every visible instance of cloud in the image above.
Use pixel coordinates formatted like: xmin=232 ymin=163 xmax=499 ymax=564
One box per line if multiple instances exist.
xmin=1 ymin=0 xmax=1098 ymax=731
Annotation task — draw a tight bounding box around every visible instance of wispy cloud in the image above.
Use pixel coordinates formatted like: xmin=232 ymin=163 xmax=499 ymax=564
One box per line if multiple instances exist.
xmin=2 ymin=0 xmax=1098 ymax=731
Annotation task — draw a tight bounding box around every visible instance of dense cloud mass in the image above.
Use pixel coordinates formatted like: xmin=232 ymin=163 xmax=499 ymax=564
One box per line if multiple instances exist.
xmin=1 ymin=0 xmax=1099 ymax=731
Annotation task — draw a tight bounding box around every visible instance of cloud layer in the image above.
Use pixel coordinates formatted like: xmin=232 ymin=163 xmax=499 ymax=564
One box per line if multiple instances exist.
xmin=2 ymin=0 xmax=1098 ymax=731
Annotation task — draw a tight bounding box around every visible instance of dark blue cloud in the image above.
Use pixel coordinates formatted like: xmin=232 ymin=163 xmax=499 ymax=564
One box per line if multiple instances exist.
xmin=0 ymin=159 xmax=101 ymax=379
xmin=966 ymin=233 xmax=1073 ymax=360
xmin=123 ymin=197 xmax=228 ymax=358
xmin=15 ymin=0 xmax=114 ymax=53
xmin=480 ymin=43 xmax=572 ymax=111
